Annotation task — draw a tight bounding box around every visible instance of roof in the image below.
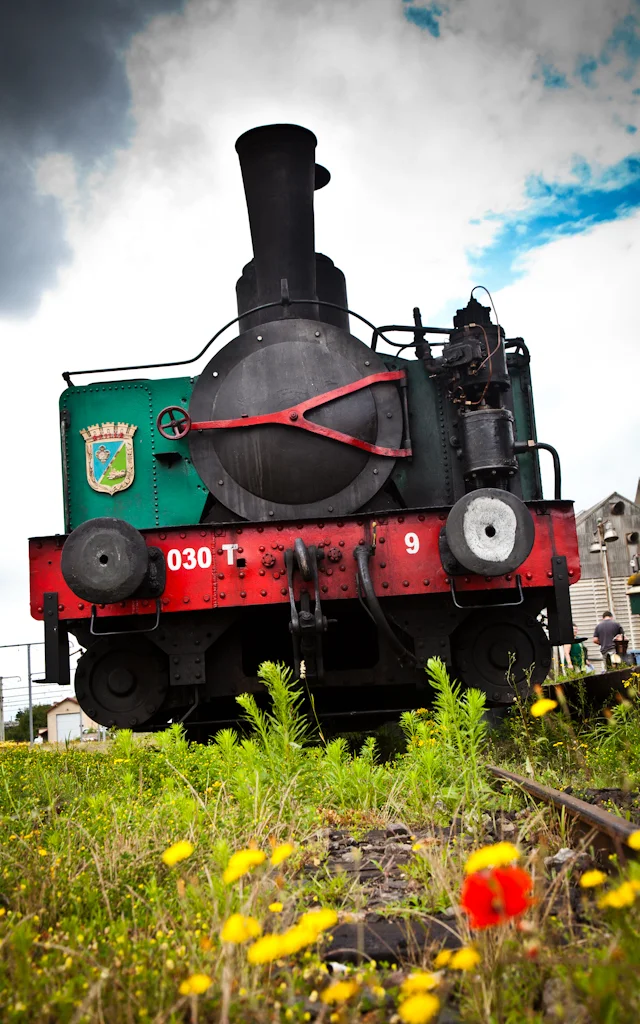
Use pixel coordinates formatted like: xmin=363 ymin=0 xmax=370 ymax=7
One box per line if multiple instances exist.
xmin=576 ymin=491 xmax=640 ymax=526
xmin=47 ymin=697 xmax=79 ymax=713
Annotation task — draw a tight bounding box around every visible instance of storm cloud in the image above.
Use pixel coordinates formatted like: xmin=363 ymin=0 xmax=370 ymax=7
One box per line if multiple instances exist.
xmin=0 ymin=0 xmax=183 ymax=315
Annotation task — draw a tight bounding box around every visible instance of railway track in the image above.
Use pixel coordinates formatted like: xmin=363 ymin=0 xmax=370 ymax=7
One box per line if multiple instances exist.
xmin=321 ymin=766 xmax=640 ymax=964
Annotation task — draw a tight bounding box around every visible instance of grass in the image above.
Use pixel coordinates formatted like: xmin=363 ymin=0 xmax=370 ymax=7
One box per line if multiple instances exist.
xmin=0 ymin=662 xmax=640 ymax=1021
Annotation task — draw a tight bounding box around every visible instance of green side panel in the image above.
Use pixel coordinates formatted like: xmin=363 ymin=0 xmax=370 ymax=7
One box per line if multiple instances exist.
xmin=382 ymin=355 xmax=454 ymax=507
xmin=507 ymin=354 xmax=542 ymax=501
xmin=60 ymin=377 xmax=207 ymax=531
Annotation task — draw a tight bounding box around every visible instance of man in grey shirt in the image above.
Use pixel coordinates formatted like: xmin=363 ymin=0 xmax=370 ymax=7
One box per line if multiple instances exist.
xmin=592 ymin=611 xmax=623 ymax=669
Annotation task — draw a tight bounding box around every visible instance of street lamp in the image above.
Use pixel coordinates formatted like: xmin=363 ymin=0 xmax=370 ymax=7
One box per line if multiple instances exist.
xmin=590 ymin=518 xmax=618 ymax=611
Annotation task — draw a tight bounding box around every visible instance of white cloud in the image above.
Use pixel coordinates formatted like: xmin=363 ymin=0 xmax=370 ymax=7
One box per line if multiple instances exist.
xmin=1 ymin=0 xmax=639 ymax=649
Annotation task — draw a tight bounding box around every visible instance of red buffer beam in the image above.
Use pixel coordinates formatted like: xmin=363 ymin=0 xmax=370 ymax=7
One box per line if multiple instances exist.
xmin=29 ymin=502 xmax=579 ymax=622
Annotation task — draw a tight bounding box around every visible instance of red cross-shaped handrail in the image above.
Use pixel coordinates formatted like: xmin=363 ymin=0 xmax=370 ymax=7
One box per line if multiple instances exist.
xmin=156 ymin=370 xmax=411 ymax=457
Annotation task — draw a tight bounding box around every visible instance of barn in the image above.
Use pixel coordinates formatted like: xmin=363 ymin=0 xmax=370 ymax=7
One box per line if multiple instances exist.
xmin=569 ymin=484 xmax=640 ymax=668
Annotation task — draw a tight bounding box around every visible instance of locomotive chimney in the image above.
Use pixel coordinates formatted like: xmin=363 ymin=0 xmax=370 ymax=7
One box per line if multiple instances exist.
xmin=235 ymin=123 xmax=321 ymax=325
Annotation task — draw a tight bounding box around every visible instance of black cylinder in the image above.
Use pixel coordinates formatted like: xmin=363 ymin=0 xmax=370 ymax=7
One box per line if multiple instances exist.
xmin=315 ymin=253 xmax=349 ymax=329
xmin=235 ymin=124 xmax=318 ymax=319
xmin=459 ymin=407 xmax=518 ymax=485
xmin=236 ymin=252 xmax=349 ymax=331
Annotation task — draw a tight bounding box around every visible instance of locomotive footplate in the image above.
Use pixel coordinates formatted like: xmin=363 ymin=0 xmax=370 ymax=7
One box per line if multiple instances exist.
xmin=29 ymin=501 xmax=579 ymax=623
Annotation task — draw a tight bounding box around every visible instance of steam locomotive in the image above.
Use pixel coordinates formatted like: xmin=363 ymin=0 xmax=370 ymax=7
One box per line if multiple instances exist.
xmin=29 ymin=124 xmax=579 ymax=734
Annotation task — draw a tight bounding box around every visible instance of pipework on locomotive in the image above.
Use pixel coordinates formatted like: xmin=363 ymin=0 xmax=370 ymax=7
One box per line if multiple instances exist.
xmin=29 ymin=124 xmax=579 ymax=735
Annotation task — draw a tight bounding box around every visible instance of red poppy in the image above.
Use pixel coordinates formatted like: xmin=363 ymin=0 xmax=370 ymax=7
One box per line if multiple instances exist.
xmin=461 ymin=866 xmax=533 ymax=929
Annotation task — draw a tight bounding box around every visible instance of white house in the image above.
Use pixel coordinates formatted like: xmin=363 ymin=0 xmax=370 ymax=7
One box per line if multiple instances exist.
xmin=46 ymin=698 xmax=99 ymax=743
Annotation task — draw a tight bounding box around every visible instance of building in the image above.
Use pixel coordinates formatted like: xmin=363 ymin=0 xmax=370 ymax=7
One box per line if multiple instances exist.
xmin=46 ymin=698 xmax=99 ymax=743
xmin=569 ymin=485 xmax=640 ymax=667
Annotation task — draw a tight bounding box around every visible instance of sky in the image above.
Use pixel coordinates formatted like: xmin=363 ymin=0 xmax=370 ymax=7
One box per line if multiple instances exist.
xmin=1 ymin=0 xmax=639 ymax=689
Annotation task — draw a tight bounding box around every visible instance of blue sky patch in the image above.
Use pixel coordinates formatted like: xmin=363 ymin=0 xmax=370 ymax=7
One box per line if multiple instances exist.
xmin=469 ymin=154 xmax=640 ymax=290
xmin=403 ymin=1 xmax=444 ymax=37
xmin=537 ymin=62 xmax=569 ymax=89
xmin=576 ymin=55 xmax=598 ymax=87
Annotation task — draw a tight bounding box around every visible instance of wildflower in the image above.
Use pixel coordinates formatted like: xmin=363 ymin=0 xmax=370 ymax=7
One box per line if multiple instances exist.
xmin=449 ymin=947 xmax=481 ymax=971
xmin=161 ymin=841 xmax=194 ymax=867
xmin=298 ymin=908 xmax=339 ymax=934
xmin=462 ymin=865 xmax=533 ymax=929
xmin=464 ymin=842 xmax=520 ymax=875
xmin=530 ymin=698 xmax=558 ymax=717
xmin=37 ymin=848 xmax=47 ymax=856
xmin=627 ymin=831 xmax=640 ymax=851
xmin=270 ymin=843 xmax=295 ymax=866
xmin=269 ymin=902 xmax=284 ymax=913
xmin=179 ymin=973 xmax=212 ymax=996
xmin=398 ymin=993 xmax=440 ymax=1023
xmin=320 ymin=980 xmax=360 ymax=1004
xmin=579 ymin=870 xmax=607 ymax=889
xmin=598 ymin=882 xmax=638 ymax=910
xmin=220 ymin=914 xmax=262 ymax=944
xmin=278 ymin=924 xmax=318 ymax=954
xmin=401 ymin=972 xmax=439 ymax=995
xmin=223 ymin=848 xmax=266 ymax=884
xmin=247 ymin=934 xmax=285 ymax=964
xmin=433 ymin=949 xmax=451 ymax=968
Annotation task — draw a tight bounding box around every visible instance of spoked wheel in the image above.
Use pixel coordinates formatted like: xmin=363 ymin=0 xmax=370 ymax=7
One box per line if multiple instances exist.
xmin=451 ymin=610 xmax=551 ymax=704
xmin=75 ymin=635 xmax=169 ymax=728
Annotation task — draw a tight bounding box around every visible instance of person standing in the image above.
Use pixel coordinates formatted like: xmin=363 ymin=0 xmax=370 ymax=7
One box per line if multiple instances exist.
xmin=564 ymin=624 xmax=591 ymax=673
xmin=592 ymin=611 xmax=623 ymax=670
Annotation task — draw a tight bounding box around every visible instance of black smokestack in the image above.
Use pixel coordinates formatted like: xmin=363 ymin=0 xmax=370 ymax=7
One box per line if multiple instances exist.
xmin=235 ymin=123 xmax=318 ymax=321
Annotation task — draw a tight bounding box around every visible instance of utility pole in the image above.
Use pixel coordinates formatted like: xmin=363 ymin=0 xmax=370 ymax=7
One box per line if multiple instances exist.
xmin=27 ymin=645 xmax=34 ymax=744
xmin=0 ymin=677 xmax=21 ymax=741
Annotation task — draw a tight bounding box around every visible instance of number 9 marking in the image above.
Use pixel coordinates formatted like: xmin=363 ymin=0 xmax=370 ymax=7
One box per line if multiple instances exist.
xmin=405 ymin=532 xmax=420 ymax=555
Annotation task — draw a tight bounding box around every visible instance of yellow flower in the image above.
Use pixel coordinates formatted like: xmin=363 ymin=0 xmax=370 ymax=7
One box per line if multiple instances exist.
xmin=372 ymin=985 xmax=386 ymax=998
xmin=161 ymin=841 xmax=194 ymax=867
xmin=320 ymin=980 xmax=360 ymax=1004
xmin=269 ymin=902 xmax=284 ymax=913
xmin=398 ymin=993 xmax=440 ymax=1023
xmin=598 ymin=882 xmax=638 ymax=910
xmin=223 ymin=848 xmax=266 ymax=884
xmin=270 ymin=843 xmax=295 ymax=866
xmin=278 ymin=925 xmax=318 ymax=955
xmin=37 ymin=848 xmax=47 ymax=857
xmin=401 ymin=972 xmax=440 ymax=995
xmin=297 ymin=908 xmax=339 ymax=935
xmin=433 ymin=949 xmax=451 ymax=968
xmin=247 ymin=934 xmax=285 ymax=964
xmin=530 ymin=698 xmax=558 ymax=717
xmin=179 ymin=973 xmax=212 ymax=996
xmin=579 ymin=870 xmax=607 ymax=889
xmin=220 ymin=914 xmax=262 ymax=944
xmin=450 ymin=947 xmax=481 ymax=971
xmin=464 ymin=842 xmax=520 ymax=875
xmin=627 ymin=831 xmax=640 ymax=851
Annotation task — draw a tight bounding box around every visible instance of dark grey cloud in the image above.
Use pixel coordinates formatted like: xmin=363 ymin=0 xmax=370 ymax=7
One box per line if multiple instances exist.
xmin=0 ymin=0 xmax=184 ymax=316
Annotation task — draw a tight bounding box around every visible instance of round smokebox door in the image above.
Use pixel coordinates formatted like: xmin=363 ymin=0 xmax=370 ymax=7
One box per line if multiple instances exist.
xmin=188 ymin=318 xmax=403 ymax=520
xmin=445 ymin=488 xmax=534 ymax=576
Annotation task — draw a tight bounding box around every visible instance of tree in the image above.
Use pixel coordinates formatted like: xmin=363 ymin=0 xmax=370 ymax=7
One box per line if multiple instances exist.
xmin=5 ymin=704 xmax=50 ymax=742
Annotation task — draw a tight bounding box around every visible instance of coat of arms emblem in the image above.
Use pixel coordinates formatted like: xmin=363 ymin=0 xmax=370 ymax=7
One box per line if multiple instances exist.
xmin=80 ymin=422 xmax=137 ymax=494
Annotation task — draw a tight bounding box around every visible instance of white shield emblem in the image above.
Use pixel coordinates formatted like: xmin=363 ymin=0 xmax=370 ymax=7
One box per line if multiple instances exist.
xmin=80 ymin=422 xmax=137 ymax=494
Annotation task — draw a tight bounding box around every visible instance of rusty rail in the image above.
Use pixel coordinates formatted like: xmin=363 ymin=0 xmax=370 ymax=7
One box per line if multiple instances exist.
xmin=488 ymin=765 xmax=640 ymax=862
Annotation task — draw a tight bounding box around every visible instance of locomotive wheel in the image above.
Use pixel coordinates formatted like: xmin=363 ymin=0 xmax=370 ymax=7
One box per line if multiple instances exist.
xmin=451 ymin=610 xmax=551 ymax=704
xmin=74 ymin=635 xmax=168 ymax=728
xmin=61 ymin=517 xmax=148 ymax=604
